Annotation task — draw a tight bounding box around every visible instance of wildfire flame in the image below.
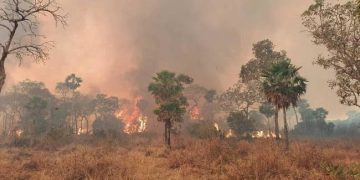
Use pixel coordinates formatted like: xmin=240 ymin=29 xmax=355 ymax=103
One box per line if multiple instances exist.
xmin=190 ymin=106 xmax=202 ymax=120
xmin=15 ymin=129 xmax=23 ymax=137
xmin=214 ymin=123 xmax=220 ymax=132
xmin=116 ymin=97 xmax=148 ymax=134
xmin=77 ymin=128 xmax=86 ymax=135
xmin=226 ymin=129 xmax=235 ymax=138
xmin=251 ymin=131 xmax=278 ymax=138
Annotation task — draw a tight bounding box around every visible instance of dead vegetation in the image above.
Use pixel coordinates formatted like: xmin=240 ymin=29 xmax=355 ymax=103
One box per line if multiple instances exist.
xmin=0 ymin=137 xmax=359 ymax=180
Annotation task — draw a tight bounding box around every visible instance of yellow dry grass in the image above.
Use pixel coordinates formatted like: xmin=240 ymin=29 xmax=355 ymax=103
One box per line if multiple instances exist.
xmin=0 ymin=136 xmax=359 ymax=180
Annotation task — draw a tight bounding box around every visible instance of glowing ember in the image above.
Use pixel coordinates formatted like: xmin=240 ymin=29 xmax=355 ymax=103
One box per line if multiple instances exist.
xmin=190 ymin=106 xmax=202 ymax=120
xmin=116 ymin=97 xmax=148 ymax=134
xmin=226 ymin=129 xmax=235 ymax=138
xmin=77 ymin=128 xmax=86 ymax=135
xmin=251 ymin=131 xmax=279 ymax=138
xmin=15 ymin=129 xmax=23 ymax=137
xmin=214 ymin=123 xmax=220 ymax=132
xmin=252 ymin=131 xmax=265 ymax=138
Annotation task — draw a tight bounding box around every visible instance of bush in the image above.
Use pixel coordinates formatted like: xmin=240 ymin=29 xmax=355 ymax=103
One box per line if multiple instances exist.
xmin=92 ymin=114 xmax=124 ymax=138
xmin=186 ymin=121 xmax=218 ymax=139
xmin=227 ymin=111 xmax=255 ymax=136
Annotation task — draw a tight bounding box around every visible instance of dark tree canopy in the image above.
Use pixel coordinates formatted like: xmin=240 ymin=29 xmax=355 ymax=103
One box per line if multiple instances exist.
xmin=259 ymin=102 xmax=275 ymax=119
xmin=262 ymin=60 xmax=307 ymax=147
xmin=293 ymin=100 xmax=335 ymax=136
xmin=148 ymin=70 xmax=193 ymax=123
xmin=262 ymin=60 xmax=307 ymax=109
xmin=148 ymin=70 xmax=193 ymax=147
xmin=227 ymin=111 xmax=255 ymax=136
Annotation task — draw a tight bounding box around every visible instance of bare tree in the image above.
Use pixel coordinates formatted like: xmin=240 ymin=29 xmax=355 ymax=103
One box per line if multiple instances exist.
xmin=0 ymin=0 xmax=66 ymax=93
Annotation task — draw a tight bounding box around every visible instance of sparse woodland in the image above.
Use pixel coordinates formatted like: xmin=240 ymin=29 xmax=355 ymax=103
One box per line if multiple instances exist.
xmin=0 ymin=0 xmax=359 ymax=179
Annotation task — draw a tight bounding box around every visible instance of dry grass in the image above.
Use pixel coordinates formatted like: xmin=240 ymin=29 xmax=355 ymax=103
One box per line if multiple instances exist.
xmin=0 ymin=137 xmax=359 ymax=180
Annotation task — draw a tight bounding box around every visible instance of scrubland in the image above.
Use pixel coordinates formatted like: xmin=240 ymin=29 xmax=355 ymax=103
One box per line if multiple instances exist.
xmin=0 ymin=136 xmax=359 ymax=180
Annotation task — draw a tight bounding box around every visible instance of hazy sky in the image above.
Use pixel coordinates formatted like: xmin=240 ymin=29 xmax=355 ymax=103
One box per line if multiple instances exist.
xmin=3 ymin=0 xmax=355 ymax=119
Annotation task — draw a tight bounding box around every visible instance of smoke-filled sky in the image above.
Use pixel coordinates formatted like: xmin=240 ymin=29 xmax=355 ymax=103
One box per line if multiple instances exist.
xmin=3 ymin=0 xmax=355 ymax=119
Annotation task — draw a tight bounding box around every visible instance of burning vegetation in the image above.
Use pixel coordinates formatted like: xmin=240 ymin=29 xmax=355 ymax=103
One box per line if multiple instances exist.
xmin=115 ymin=97 xmax=148 ymax=134
xmin=0 ymin=0 xmax=360 ymax=179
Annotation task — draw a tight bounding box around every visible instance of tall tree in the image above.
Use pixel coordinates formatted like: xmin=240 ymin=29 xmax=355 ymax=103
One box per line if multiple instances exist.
xmin=262 ymin=60 xmax=307 ymax=149
xmin=240 ymin=39 xmax=289 ymax=84
xmin=148 ymin=70 xmax=193 ymax=148
xmin=302 ymin=0 xmax=360 ymax=108
xmin=0 ymin=0 xmax=66 ymax=93
xmin=23 ymin=96 xmax=48 ymax=137
xmin=56 ymin=74 xmax=82 ymax=134
xmin=0 ymin=79 xmax=54 ymax=135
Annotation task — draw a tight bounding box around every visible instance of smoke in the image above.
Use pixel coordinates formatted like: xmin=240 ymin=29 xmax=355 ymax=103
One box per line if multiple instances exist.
xmin=5 ymin=0 xmax=278 ymax=94
xmin=4 ymin=0 xmax=356 ymax=119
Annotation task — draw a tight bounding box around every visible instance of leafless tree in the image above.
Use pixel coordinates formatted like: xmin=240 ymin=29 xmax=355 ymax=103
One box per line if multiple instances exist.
xmin=0 ymin=0 xmax=66 ymax=93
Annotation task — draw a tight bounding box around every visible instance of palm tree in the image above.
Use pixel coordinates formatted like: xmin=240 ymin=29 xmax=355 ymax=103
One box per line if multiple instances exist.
xmin=262 ymin=60 xmax=307 ymax=149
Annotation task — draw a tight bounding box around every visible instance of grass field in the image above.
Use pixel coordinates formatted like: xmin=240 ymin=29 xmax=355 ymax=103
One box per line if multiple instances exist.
xmin=0 ymin=136 xmax=359 ymax=180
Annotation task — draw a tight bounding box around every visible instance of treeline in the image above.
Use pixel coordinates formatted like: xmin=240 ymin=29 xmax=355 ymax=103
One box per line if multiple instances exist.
xmin=331 ymin=111 xmax=360 ymax=137
xmin=0 ymin=74 xmax=127 ymax=145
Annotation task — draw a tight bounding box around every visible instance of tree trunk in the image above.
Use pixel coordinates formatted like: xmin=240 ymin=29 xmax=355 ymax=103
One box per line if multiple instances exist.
xmin=267 ymin=117 xmax=271 ymax=137
xmin=167 ymin=123 xmax=171 ymax=148
xmin=86 ymin=117 xmax=89 ymax=134
xmin=293 ymin=106 xmax=299 ymax=124
xmin=274 ymin=107 xmax=280 ymax=140
xmin=164 ymin=121 xmax=168 ymax=145
xmin=0 ymin=60 xmax=6 ymax=93
xmin=283 ymin=107 xmax=289 ymax=149
xmin=74 ymin=113 xmax=78 ymax=134
xmin=0 ymin=22 xmax=18 ymax=94
xmin=164 ymin=119 xmax=171 ymax=148
xmin=79 ymin=116 xmax=83 ymax=134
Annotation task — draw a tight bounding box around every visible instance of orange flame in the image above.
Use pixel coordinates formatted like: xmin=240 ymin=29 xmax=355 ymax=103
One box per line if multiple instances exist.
xmin=190 ymin=106 xmax=202 ymax=120
xmin=251 ymin=131 xmax=279 ymax=138
xmin=116 ymin=97 xmax=148 ymax=134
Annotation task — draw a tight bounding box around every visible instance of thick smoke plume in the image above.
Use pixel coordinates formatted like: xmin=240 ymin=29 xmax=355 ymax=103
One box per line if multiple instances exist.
xmin=4 ymin=0 xmax=356 ymax=119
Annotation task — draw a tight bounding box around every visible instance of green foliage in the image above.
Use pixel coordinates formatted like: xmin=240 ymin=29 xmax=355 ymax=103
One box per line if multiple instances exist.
xmin=204 ymin=90 xmax=217 ymax=103
xmin=65 ymin=74 xmax=83 ymax=91
xmin=148 ymin=70 xmax=193 ymax=123
xmin=302 ymin=0 xmax=360 ymax=108
xmin=261 ymin=60 xmax=307 ymax=109
xmin=321 ymin=162 xmax=360 ymax=180
xmin=227 ymin=111 xmax=255 ymax=136
xmin=22 ymin=96 xmax=49 ymax=136
xmin=259 ymin=102 xmax=275 ymax=118
xmin=0 ymin=76 xmax=123 ymax=140
xmin=331 ymin=111 xmax=360 ymax=136
xmin=292 ymin=100 xmax=335 ymax=136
